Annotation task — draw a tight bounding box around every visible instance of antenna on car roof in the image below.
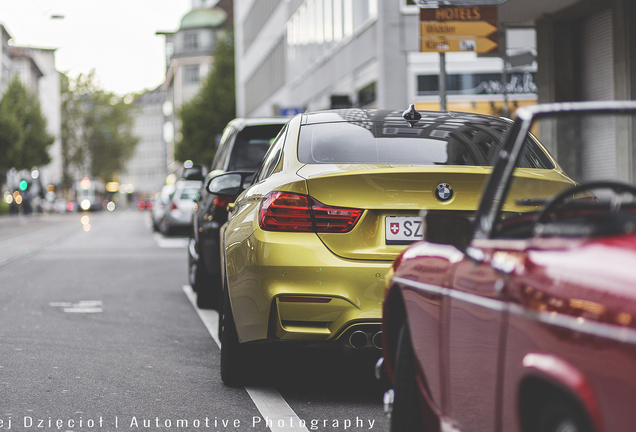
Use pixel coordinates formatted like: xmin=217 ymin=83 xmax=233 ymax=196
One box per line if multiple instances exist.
xmin=402 ymin=104 xmax=421 ymax=127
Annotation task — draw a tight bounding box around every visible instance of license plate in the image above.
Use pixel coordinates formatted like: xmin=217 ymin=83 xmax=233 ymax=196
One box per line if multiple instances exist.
xmin=385 ymin=216 xmax=424 ymax=244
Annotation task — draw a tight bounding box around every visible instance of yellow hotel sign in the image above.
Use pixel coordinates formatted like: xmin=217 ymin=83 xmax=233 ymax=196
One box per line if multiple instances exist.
xmin=419 ymin=6 xmax=499 ymax=53
xmin=420 ymin=21 xmax=497 ymax=38
xmin=420 ymin=37 xmax=498 ymax=53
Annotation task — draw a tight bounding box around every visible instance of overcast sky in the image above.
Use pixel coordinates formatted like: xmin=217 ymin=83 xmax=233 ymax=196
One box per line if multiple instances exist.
xmin=0 ymin=0 xmax=194 ymax=95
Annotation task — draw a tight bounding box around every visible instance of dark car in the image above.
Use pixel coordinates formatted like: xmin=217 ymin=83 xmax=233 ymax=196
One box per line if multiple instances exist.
xmin=189 ymin=117 xmax=288 ymax=309
xmin=381 ymin=101 xmax=636 ymax=432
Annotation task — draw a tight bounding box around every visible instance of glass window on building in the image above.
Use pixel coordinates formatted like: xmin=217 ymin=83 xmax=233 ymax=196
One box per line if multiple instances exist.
xmin=184 ymin=32 xmax=199 ymax=50
xmin=417 ymin=72 xmax=537 ymax=96
xmin=358 ymin=81 xmax=376 ymax=108
xmin=183 ymin=65 xmax=200 ymax=85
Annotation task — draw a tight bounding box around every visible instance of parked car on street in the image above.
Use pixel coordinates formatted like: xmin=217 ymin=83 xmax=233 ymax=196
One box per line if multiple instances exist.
xmin=158 ymin=180 xmax=201 ymax=236
xmin=207 ymin=106 xmax=572 ymax=386
xmin=151 ymin=184 xmax=176 ymax=231
xmin=381 ymin=101 xmax=636 ymax=432
xmin=189 ymin=117 xmax=287 ymax=309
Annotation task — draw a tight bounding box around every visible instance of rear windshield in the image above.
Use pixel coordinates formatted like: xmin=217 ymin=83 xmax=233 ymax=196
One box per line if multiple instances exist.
xmin=297 ymin=120 xmax=554 ymax=169
xmin=228 ymin=124 xmax=285 ymax=171
xmin=179 ymin=186 xmax=200 ymax=200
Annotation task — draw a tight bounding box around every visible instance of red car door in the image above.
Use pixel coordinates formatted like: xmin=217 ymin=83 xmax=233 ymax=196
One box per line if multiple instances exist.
xmin=444 ymin=245 xmax=519 ymax=432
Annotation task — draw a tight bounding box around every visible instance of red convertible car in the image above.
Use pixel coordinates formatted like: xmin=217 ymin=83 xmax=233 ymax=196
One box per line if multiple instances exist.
xmin=381 ymin=101 xmax=636 ymax=432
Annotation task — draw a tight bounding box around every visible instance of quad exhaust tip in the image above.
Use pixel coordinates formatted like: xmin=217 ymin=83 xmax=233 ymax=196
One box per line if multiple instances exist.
xmin=348 ymin=330 xmax=383 ymax=349
xmin=349 ymin=330 xmax=368 ymax=349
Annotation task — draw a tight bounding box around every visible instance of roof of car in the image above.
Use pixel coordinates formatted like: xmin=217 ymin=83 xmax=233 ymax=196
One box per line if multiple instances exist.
xmin=301 ymin=108 xmax=509 ymax=126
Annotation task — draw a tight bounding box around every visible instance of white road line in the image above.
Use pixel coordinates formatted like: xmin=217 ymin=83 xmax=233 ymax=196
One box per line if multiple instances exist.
xmin=153 ymin=233 xmax=189 ymax=248
xmin=182 ymin=285 xmax=309 ymax=432
xmin=182 ymin=285 xmax=221 ymax=347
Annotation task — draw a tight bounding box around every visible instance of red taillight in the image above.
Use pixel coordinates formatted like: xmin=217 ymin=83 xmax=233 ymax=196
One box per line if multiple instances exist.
xmin=259 ymin=191 xmax=362 ymax=233
xmin=146 ymin=201 xmax=154 ymax=210
xmin=214 ymin=195 xmax=235 ymax=208
xmin=312 ymin=201 xmax=363 ymax=232
xmin=259 ymin=192 xmax=313 ymax=232
xmin=137 ymin=201 xmax=146 ymax=210
xmin=170 ymin=202 xmax=178 ymax=210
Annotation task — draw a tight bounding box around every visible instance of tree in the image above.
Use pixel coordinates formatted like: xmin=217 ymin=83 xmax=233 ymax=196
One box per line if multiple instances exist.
xmin=176 ymin=31 xmax=236 ymax=167
xmin=60 ymin=71 xmax=139 ymax=185
xmin=0 ymin=76 xmax=54 ymax=188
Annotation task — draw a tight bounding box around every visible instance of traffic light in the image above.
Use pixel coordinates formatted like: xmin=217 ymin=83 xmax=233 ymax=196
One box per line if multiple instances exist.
xmin=18 ymin=180 xmax=28 ymax=191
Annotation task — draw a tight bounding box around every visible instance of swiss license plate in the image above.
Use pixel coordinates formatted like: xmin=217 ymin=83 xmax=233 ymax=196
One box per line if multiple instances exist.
xmin=385 ymin=216 xmax=424 ymax=244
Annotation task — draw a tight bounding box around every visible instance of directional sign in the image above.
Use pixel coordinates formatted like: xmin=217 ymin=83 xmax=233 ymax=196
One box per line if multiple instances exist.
xmin=416 ymin=0 xmax=508 ymax=6
xmin=419 ymin=5 xmax=498 ymax=53
xmin=420 ymin=6 xmax=498 ymax=21
xmin=420 ymin=37 xmax=498 ymax=53
xmin=420 ymin=21 xmax=497 ymax=38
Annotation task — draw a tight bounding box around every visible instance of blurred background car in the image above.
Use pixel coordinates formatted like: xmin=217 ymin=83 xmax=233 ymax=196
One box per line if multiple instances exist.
xmin=159 ymin=179 xmax=202 ymax=236
xmin=207 ymin=106 xmax=568 ymax=385
xmin=189 ymin=117 xmax=288 ymax=309
xmin=151 ymin=184 xmax=176 ymax=231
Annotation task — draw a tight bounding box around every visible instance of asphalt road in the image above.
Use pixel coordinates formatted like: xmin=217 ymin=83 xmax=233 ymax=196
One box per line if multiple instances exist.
xmin=0 ymin=210 xmax=389 ymax=432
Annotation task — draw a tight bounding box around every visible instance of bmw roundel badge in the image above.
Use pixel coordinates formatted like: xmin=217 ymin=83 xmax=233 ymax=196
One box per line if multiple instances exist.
xmin=435 ymin=183 xmax=453 ymax=202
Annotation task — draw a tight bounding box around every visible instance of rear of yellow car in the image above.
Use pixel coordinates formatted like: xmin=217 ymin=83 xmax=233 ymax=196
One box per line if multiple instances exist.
xmin=219 ymin=108 xmax=573 ymax=385
xmin=225 ymin=167 xmax=500 ymax=347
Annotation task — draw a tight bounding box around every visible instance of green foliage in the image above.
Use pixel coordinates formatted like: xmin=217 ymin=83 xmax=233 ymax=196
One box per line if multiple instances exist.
xmin=0 ymin=76 xmax=54 ymax=172
xmin=60 ymin=71 xmax=139 ymax=184
xmin=176 ymin=31 xmax=236 ymax=167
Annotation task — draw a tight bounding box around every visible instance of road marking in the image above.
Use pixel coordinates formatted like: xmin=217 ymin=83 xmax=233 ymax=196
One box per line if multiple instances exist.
xmin=153 ymin=233 xmax=189 ymax=248
xmin=182 ymin=285 xmax=220 ymax=347
xmin=182 ymin=285 xmax=309 ymax=432
xmin=50 ymin=300 xmax=103 ymax=313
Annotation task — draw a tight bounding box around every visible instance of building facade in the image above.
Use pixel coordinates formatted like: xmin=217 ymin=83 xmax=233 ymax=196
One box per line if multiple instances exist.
xmin=120 ymin=87 xmax=167 ymax=197
xmin=0 ymin=25 xmax=62 ymax=196
xmin=533 ymin=0 xmax=636 ymax=183
xmin=234 ymin=0 xmax=537 ymax=118
xmin=157 ymin=0 xmax=233 ymax=173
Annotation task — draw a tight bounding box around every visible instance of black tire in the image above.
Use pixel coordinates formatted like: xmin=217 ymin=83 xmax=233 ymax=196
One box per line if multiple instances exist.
xmin=187 ymin=241 xmax=199 ymax=291
xmin=220 ymin=288 xmax=250 ymax=386
xmin=537 ymin=396 xmax=592 ymax=432
xmin=159 ymin=218 xmax=172 ymax=236
xmin=391 ymin=323 xmax=425 ymax=432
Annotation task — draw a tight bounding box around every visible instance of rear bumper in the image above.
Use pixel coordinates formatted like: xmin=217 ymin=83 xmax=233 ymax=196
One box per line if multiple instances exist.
xmin=225 ymin=230 xmax=391 ymax=344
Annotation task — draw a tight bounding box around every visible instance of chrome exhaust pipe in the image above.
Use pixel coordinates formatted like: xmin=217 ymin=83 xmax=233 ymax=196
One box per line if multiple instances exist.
xmin=372 ymin=331 xmax=383 ymax=349
xmin=349 ymin=330 xmax=368 ymax=348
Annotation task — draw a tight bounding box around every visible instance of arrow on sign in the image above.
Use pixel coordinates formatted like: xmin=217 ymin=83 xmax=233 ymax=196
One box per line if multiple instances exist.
xmin=420 ymin=20 xmax=497 ymax=38
xmin=420 ymin=37 xmax=498 ymax=53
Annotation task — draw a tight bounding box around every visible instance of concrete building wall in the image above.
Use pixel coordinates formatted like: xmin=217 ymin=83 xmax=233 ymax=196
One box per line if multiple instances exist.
xmin=24 ymin=48 xmax=62 ymax=190
xmin=121 ymin=87 xmax=167 ymax=196
xmin=535 ymin=0 xmax=636 ymax=182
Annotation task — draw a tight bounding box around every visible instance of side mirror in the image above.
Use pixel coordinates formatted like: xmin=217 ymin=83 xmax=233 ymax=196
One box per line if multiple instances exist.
xmin=207 ymin=173 xmax=245 ymax=196
xmin=423 ymin=210 xmax=473 ymax=250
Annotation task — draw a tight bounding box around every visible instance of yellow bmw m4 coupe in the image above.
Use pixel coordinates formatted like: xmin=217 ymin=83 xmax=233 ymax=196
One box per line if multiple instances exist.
xmin=208 ymin=107 xmax=575 ymax=385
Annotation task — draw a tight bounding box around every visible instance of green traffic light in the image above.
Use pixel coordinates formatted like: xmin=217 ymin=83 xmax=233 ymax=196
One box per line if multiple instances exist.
xmin=19 ymin=180 xmax=28 ymax=191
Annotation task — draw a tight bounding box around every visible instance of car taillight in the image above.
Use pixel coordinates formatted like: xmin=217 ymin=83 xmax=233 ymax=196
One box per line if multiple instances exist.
xmin=259 ymin=191 xmax=362 ymax=233
xmin=214 ymin=195 xmax=235 ymax=208
xmin=312 ymin=201 xmax=363 ymax=232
